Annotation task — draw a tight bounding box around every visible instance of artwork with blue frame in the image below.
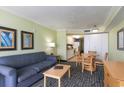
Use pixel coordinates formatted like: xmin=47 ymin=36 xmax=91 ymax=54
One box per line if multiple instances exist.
xmin=0 ymin=26 xmax=16 ymax=50
xmin=21 ymin=31 xmax=34 ymax=49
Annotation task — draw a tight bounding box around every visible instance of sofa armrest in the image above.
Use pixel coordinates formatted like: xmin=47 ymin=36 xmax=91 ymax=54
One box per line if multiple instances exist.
xmin=46 ymin=55 xmax=57 ymax=62
xmin=0 ymin=65 xmax=17 ymax=87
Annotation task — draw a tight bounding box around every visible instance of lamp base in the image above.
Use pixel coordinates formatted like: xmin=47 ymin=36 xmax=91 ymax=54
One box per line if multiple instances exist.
xmin=50 ymin=53 xmax=54 ymax=55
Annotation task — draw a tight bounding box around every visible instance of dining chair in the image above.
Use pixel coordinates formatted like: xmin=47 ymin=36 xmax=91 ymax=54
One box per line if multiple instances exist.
xmin=75 ymin=52 xmax=82 ymax=66
xmin=88 ymin=51 xmax=97 ymax=55
xmin=95 ymin=52 xmax=108 ymax=66
xmin=82 ymin=55 xmax=96 ymax=75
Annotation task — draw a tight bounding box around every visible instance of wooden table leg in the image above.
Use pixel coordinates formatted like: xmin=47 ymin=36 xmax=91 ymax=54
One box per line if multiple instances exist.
xmin=82 ymin=63 xmax=84 ymax=72
xmin=58 ymin=78 xmax=61 ymax=87
xmin=44 ymin=75 xmax=46 ymax=87
xmin=68 ymin=68 xmax=70 ymax=78
xmin=76 ymin=62 xmax=77 ymax=67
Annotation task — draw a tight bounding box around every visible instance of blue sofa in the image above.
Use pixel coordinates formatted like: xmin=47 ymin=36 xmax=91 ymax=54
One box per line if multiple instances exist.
xmin=0 ymin=52 xmax=57 ymax=87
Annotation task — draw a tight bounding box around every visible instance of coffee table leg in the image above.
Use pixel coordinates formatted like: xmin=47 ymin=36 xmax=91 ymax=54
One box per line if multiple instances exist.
xmin=58 ymin=78 xmax=61 ymax=87
xmin=68 ymin=68 xmax=70 ymax=78
xmin=76 ymin=62 xmax=77 ymax=67
xmin=44 ymin=75 xmax=46 ymax=87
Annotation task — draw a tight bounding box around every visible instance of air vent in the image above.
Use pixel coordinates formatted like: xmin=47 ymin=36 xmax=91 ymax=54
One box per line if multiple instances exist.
xmin=84 ymin=30 xmax=91 ymax=33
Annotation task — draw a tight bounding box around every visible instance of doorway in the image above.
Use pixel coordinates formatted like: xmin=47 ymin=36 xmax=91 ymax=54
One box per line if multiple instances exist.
xmin=79 ymin=37 xmax=84 ymax=53
xmin=66 ymin=34 xmax=84 ymax=60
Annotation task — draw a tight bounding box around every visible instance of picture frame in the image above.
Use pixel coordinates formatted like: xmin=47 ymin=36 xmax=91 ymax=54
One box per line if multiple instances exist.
xmin=0 ymin=26 xmax=17 ymax=50
xmin=21 ymin=31 xmax=34 ymax=50
xmin=117 ymin=28 xmax=124 ymax=50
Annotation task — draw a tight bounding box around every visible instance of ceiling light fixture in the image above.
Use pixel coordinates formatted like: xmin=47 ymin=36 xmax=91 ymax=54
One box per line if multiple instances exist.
xmin=73 ymin=35 xmax=80 ymax=39
xmin=92 ymin=25 xmax=99 ymax=33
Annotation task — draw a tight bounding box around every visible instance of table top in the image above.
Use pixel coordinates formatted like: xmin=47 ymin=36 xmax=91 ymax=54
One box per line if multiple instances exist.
xmin=43 ymin=64 xmax=71 ymax=79
xmin=104 ymin=61 xmax=124 ymax=81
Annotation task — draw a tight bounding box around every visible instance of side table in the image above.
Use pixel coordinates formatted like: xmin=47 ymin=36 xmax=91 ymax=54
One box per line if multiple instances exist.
xmin=56 ymin=55 xmax=61 ymax=64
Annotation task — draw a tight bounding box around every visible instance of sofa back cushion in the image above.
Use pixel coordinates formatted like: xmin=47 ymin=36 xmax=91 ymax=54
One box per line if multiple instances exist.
xmin=0 ymin=52 xmax=47 ymax=69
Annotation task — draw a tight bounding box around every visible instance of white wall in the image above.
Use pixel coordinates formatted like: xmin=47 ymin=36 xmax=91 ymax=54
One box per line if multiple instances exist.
xmin=67 ymin=36 xmax=74 ymax=44
xmin=0 ymin=9 xmax=57 ymax=57
xmin=57 ymin=31 xmax=67 ymax=60
xmin=84 ymin=33 xmax=108 ymax=60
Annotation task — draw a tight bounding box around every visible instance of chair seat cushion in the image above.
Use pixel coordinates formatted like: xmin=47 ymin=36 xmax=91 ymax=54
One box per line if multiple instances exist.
xmin=17 ymin=68 xmax=37 ymax=83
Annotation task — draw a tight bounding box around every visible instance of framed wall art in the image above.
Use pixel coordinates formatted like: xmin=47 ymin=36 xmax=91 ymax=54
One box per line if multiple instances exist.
xmin=0 ymin=26 xmax=17 ymax=50
xmin=21 ymin=31 xmax=34 ymax=49
xmin=117 ymin=28 xmax=124 ymax=50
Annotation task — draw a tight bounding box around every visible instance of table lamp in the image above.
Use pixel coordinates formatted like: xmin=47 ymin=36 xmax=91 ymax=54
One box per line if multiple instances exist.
xmin=48 ymin=42 xmax=55 ymax=55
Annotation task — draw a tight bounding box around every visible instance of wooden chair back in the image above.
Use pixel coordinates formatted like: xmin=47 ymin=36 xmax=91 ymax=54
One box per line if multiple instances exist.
xmin=82 ymin=55 xmax=96 ymax=75
xmin=95 ymin=52 xmax=109 ymax=66
xmin=87 ymin=55 xmax=94 ymax=65
xmin=88 ymin=51 xmax=97 ymax=55
xmin=104 ymin=52 xmax=108 ymax=61
xmin=75 ymin=52 xmax=82 ymax=65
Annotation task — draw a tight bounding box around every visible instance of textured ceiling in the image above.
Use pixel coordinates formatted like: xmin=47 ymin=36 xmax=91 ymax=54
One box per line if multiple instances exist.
xmin=105 ymin=7 xmax=124 ymax=32
xmin=0 ymin=6 xmax=112 ymax=31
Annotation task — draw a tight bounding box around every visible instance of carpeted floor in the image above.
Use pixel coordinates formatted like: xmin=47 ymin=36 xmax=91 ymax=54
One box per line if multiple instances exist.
xmin=32 ymin=62 xmax=104 ymax=87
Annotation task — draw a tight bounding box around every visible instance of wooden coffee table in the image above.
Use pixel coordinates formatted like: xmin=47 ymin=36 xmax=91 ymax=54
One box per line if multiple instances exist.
xmin=43 ymin=64 xmax=71 ymax=87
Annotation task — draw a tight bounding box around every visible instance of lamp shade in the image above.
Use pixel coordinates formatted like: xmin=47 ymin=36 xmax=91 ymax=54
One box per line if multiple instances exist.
xmin=48 ymin=42 xmax=55 ymax=47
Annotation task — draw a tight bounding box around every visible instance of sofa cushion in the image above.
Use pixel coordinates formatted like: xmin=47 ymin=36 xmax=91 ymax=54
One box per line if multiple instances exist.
xmin=30 ymin=62 xmax=48 ymax=72
xmin=17 ymin=72 xmax=44 ymax=87
xmin=0 ymin=74 xmax=5 ymax=87
xmin=0 ymin=52 xmax=47 ymax=69
xmin=42 ymin=61 xmax=56 ymax=67
xmin=31 ymin=61 xmax=56 ymax=72
xmin=17 ymin=68 xmax=37 ymax=83
xmin=17 ymin=60 xmax=56 ymax=83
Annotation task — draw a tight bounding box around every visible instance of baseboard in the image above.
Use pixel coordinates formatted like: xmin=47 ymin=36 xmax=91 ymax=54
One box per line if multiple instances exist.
xmin=60 ymin=60 xmax=67 ymax=62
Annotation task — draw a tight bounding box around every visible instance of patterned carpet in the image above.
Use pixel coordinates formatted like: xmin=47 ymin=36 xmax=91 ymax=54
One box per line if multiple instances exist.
xmin=32 ymin=62 xmax=104 ymax=87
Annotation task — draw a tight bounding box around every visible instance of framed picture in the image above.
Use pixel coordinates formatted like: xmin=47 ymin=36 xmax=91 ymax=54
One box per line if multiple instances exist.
xmin=0 ymin=26 xmax=17 ymax=50
xmin=21 ymin=31 xmax=34 ymax=49
xmin=117 ymin=28 xmax=124 ymax=50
